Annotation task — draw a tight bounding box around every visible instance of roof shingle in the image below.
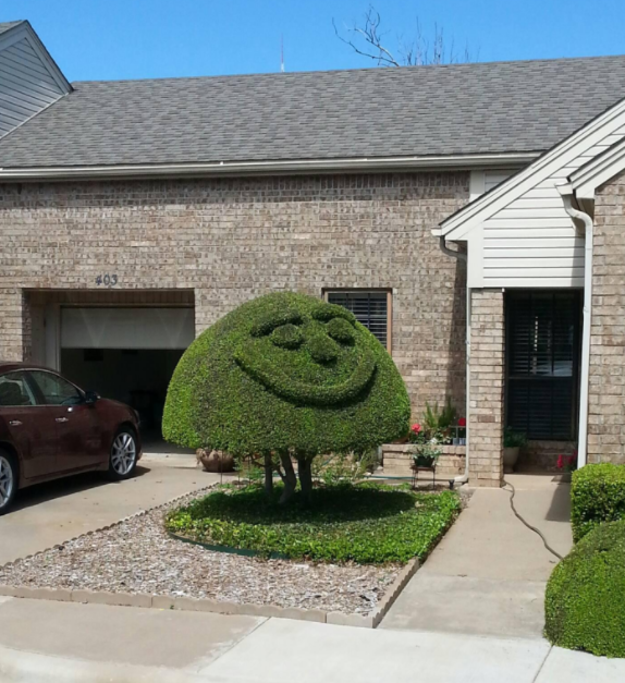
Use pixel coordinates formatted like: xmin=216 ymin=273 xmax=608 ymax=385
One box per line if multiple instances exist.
xmin=2 ymin=55 xmax=625 ymax=168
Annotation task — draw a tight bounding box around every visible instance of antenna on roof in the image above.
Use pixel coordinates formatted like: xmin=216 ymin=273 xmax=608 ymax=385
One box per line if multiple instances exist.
xmin=281 ymin=34 xmax=285 ymax=73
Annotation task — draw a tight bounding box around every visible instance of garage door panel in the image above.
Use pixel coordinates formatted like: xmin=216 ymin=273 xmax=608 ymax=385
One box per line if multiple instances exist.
xmin=61 ymin=308 xmax=195 ymax=350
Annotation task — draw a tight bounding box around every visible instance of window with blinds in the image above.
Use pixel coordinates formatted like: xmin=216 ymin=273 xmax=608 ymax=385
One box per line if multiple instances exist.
xmin=505 ymin=291 xmax=581 ymax=440
xmin=326 ymin=291 xmax=390 ymax=350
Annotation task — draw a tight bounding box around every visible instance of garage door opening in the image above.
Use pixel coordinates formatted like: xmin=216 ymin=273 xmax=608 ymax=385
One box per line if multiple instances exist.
xmin=59 ymin=306 xmax=195 ymax=447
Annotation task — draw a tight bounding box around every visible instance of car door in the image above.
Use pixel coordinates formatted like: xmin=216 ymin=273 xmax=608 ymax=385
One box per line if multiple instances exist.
xmin=0 ymin=370 xmax=59 ymax=480
xmin=27 ymin=370 xmax=105 ymax=473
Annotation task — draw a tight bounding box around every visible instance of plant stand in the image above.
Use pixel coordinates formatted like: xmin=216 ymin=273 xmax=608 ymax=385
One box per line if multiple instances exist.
xmin=411 ymin=463 xmax=436 ymax=490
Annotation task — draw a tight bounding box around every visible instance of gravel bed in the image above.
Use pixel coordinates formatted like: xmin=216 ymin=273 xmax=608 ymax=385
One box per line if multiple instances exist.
xmin=0 ymin=488 xmax=400 ymax=615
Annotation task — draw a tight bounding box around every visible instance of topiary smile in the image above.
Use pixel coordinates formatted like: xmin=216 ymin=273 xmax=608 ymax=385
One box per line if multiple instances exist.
xmin=234 ymin=338 xmax=377 ymax=406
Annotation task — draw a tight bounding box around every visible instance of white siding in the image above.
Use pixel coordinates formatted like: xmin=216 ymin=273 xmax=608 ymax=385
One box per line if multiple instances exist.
xmin=469 ymin=169 xmax=518 ymax=201
xmin=484 ymin=169 xmax=516 ymax=193
xmin=0 ymin=34 xmax=66 ymax=137
xmin=479 ymin=123 xmax=625 ymax=288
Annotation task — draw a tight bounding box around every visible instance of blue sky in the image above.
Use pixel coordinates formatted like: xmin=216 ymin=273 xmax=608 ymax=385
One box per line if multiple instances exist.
xmin=4 ymin=0 xmax=625 ymax=81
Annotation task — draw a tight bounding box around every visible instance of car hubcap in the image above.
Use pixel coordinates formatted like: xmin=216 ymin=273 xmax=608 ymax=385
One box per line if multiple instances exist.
xmin=0 ymin=455 xmax=14 ymax=509
xmin=111 ymin=433 xmax=136 ymax=476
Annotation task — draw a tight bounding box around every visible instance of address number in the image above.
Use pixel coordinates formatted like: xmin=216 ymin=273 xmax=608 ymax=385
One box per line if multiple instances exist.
xmin=95 ymin=274 xmax=118 ymax=287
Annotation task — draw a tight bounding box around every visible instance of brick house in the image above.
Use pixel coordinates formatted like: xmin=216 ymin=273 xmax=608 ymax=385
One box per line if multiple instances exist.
xmin=2 ymin=20 xmax=625 ymax=486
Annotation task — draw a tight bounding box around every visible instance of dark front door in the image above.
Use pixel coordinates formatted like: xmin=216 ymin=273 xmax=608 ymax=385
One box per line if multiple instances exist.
xmin=506 ymin=291 xmax=582 ymax=440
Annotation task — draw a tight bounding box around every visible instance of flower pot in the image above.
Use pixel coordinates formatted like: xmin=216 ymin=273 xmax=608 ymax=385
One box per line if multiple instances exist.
xmin=196 ymin=449 xmax=235 ymax=473
xmin=413 ymin=455 xmax=437 ymax=468
xmin=503 ymin=446 xmax=520 ymax=474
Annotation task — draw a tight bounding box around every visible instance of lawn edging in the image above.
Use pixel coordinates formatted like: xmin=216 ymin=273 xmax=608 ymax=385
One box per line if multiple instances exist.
xmin=0 ymin=556 xmax=420 ymax=629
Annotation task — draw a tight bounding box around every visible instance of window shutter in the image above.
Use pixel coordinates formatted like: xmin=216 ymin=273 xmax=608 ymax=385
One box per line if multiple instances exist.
xmin=327 ymin=292 xmax=388 ymax=348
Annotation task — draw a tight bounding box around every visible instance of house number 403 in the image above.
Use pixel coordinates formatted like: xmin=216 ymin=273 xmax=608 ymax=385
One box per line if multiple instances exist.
xmin=95 ymin=274 xmax=118 ymax=287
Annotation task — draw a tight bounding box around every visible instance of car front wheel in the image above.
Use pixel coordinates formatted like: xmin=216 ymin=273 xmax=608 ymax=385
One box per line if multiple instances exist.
xmin=107 ymin=429 xmax=138 ymax=480
xmin=0 ymin=450 xmax=18 ymax=515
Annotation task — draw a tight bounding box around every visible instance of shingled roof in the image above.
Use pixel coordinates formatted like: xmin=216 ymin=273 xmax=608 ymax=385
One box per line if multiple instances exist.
xmin=1 ymin=54 xmax=625 ymax=169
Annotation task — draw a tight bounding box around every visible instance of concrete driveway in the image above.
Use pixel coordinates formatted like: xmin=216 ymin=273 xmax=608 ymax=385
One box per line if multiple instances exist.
xmin=0 ymin=453 xmax=226 ymax=565
xmin=381 ymin=473 xmax=573 ymax=638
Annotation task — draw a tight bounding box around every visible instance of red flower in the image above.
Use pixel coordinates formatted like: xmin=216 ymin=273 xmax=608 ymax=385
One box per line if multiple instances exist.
xmin=556 ymin=454 xmax=564 ymax=470
xmin=458 ymin=418 xmax=467 ymax=427
xmin=411 ymin=423 xmax=421 ymax=434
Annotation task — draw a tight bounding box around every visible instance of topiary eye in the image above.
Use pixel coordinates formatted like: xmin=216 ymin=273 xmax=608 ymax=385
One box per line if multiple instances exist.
xmin=270 ymin=324 xmax=303 ymax=349
xmin=326 ymin=317 xmax=355 ymax=345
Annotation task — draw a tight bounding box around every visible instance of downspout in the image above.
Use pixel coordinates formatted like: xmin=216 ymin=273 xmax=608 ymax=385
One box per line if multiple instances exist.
xmin=439 ymin=236 xmax=470 ymax=487
xmin=558 ymin=185 xmax=593 ymax=470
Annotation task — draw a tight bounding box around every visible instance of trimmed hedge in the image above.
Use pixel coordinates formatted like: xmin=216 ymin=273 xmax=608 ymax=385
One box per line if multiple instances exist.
xmin=163 ymin=292 xmax=410 ymax=457
xmin=545 ymin=520 xmax=625 ymax=658
xmin=165 ymin=482 xmax=461 ymax=564
xmin=571 ymin=464 xmax=625 ymax=542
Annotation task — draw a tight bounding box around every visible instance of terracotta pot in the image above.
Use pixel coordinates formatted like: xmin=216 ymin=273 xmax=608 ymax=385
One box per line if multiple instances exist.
xmin=196 ymin=449 xmax=235 ymax=473
xmin=503 ymin=446 xmax=520 ymax=474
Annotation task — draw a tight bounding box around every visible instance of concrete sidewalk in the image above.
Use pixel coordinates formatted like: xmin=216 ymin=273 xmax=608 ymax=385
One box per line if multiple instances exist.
xmin=381 ymin=474 xmax=573 ymax=638
xmin=1 ymin=598 xmax=624 ymax=683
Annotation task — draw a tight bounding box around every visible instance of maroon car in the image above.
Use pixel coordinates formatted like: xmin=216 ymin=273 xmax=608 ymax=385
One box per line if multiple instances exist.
xmin=0 ymin=362 xmax=142 ymax=514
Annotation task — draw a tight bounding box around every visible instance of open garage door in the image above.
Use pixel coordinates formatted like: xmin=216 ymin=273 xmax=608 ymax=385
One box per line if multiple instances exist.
xmin=60 ymin=307 xmax=195 ymax=437
xmin=61 ymin=308 xmax=194 ymax=350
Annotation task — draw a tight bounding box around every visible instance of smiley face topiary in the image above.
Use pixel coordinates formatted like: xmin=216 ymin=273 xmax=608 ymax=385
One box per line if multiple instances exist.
xmin=163 ymin=292 xmax=410 ymax=499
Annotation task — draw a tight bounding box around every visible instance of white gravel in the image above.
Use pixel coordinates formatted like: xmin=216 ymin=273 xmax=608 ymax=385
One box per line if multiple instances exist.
xmin=0 ymin=489 xmax=400 ymax=615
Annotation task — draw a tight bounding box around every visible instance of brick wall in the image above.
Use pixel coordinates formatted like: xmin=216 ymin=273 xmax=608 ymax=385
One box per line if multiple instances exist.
xmin=0 ymin=173 xmax=469 ymax=417
xmin=469 ymin=289 xmax=504 ymax=486
xmin=382 ymin=443 xmax=466 ymax=480
xmin=588 ymin=171 xmax=625 ymax=464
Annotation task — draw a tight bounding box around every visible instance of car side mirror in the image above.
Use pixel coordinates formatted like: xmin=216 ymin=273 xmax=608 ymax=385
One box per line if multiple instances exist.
xmin=84 ymin=390 xmax=100 ymax=405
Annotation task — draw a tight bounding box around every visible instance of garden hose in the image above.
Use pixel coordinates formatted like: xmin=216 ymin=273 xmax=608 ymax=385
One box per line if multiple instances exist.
xmin=503 ymin=478 xmax=563 ymax=561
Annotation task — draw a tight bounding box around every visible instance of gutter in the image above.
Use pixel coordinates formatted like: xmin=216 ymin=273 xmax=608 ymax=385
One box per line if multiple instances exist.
xmin=558 ymin=183 xmax=592 ymax=470
xmin=439 ymin=236 xmax=470 ymax=487
xmin=0 ymin=152 xmax=540 ymax=182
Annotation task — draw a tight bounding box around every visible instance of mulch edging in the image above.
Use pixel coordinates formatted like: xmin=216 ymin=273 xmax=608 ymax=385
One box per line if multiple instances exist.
xmin=0 ymin=485 xmax=421 ymax=629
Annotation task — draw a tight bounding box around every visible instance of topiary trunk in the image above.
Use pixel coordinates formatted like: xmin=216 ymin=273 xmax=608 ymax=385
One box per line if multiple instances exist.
xmin=279 ymin=452 xmax=297 ymax=504
xmin=298 ymin=458 xmax=313 ymax=504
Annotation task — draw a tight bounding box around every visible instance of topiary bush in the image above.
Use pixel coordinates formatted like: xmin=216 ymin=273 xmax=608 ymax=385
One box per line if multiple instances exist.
xmin=545 ymin=520 xmax=625 ymax=658
xmin=163 ymin=292 xmax=410 ymax=502
xmin=571 ymin=464 xmax=625 ymax=542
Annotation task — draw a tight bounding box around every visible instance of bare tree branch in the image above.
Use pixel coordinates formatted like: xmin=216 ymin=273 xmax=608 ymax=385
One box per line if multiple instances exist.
xmin=332 ymin=9 xmax=401 ymax=67
xmin=334 ymin=5 xmax=477 ymax=67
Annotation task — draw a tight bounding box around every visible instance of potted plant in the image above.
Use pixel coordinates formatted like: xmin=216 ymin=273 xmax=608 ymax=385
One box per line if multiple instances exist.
xmin=423 ymin=398 xmax=457 ymax=445
xmin=503 ymin=428 xmax=527 ymax=473
xmin=455 ymin=417 xmax=467 ymax=445
xmin=556 ymin=452 xmax=577 ymax=481
xmin=409 ymin=423 xmax=442 ymax=468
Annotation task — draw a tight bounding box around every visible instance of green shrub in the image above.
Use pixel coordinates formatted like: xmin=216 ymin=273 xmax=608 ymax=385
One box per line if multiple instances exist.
xmin=545 ymin=520 xmax=625 ymax=658
xmin=503 ymin=427 xmax=527 ymax=449
xmin=571 ymin=464 xmax=625 ymax=542
xmin=165 ymin=482 xmax=461 ymax=564
xmin=163 ymin=291 xmax=410 ymax=460
xmin=270 ymin=323 xmax=303 ymax=349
